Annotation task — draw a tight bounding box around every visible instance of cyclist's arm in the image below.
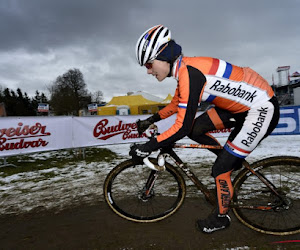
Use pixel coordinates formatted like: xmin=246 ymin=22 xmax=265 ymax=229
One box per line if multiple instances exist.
xmin=157 ymin=86 xmax=180 ymax=119
xmin=144 ymin=66 xmax=207 ymax=151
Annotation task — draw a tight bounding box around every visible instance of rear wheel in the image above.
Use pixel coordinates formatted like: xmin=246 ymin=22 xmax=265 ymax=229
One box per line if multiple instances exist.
xmin=103 ymin=158 xmax=186 ymax=222
xmin=232 ymin=156 xmax=300 ymax=235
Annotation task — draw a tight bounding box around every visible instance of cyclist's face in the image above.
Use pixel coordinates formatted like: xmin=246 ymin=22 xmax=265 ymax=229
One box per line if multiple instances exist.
xmin=146 ymin=60 xmax=170 ymax=82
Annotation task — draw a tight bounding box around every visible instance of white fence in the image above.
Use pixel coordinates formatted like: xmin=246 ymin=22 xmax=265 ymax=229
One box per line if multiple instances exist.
xmin=1 ymin=106 xmax=300 ymax=157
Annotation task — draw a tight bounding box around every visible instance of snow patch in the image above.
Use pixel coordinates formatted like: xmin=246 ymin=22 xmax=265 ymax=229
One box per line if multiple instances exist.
xmin=0 ymin=135 xmax=299 ymax=216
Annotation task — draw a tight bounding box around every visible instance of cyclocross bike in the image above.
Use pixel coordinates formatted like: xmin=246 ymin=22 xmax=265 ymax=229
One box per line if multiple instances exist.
xmin=103 ymin=126 xmax=300 ymax=235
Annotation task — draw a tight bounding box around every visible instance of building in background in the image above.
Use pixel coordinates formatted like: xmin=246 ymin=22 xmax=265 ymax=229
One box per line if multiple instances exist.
xmin=273 ymin=66 xmax=300 ymax=106
xmin=97 ymin=91 xmax=172 ymax=116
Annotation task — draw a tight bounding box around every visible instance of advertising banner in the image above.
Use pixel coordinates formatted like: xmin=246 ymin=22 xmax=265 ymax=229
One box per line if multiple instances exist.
xmin=37 ymin=103 xmax=49 ymax=113
xmin=73 ymin=116 xmax=143 ymax=147
xmin=272 ymin=106 xmax=300 ymax=135
xmin=0 ymin=117 xmax=72 ymax=157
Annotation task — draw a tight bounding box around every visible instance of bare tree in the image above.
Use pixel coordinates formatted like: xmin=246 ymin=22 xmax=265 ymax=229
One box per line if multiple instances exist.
xmin=91 ymin=90 xmax=104 ymax=104
xmin=49 ymin=68 xmax=91 ymax=115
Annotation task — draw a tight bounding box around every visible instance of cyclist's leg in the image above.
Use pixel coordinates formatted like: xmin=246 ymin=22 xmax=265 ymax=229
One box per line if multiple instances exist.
xmin=215 ymin=170 xmax=233 ymax=214
xmin=188 ymin=107 xmax=235 ymax=155
xmin=197 ymin=98 xmax=279 ymax=233
xmin=212 ymin=150 xmax=243 ymax=214
xmin=225 ymin=96 xmax=279 ymax=159
xmin=213 ymin=97 xmax=279 ymax=215
xmin=196 ymin=150 xmax=242 ymax=233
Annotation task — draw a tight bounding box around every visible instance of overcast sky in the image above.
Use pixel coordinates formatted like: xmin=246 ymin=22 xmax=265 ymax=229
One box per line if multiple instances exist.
xmin=0 ymin=0 xmax=299 ymax=102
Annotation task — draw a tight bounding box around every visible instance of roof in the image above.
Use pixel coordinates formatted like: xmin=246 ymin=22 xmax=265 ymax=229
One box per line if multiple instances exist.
xmin=107 ymin=95 xmax=160 ymax=106
xmin=128 ymin=91 xmax=163 ymax=102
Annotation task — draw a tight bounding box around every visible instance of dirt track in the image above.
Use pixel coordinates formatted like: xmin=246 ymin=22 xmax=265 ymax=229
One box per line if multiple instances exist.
xmin=1 ymin=198 xmax=299 ymax=250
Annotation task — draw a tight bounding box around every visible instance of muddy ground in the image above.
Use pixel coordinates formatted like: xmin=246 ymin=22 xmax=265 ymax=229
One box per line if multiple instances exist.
xmin=0 ymin=198 xmax=299 ymax=250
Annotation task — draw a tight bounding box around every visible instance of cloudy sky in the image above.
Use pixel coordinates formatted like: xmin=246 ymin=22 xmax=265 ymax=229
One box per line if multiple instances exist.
xmin=0 ymin=0 xmax=299 ymax=102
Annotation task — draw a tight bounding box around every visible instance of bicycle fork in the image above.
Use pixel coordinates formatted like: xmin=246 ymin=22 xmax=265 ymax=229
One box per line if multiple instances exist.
xmin=140 ymin=170 xmax=159 ymax=201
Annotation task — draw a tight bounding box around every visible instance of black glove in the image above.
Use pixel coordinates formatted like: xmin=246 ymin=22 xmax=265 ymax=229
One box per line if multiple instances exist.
xmin=136 ymin=113 xmax=161 ymax=136
xmin=129 ymin=138 xmax=160 ymax=164
xmin=136 ymin=119 xmax=152 ymax=136
xmin=129 ymin=143 xmax=152 ymax=159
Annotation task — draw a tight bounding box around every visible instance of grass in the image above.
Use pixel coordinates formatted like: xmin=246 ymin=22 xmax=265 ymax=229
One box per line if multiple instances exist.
xmin=0 ymin=147 xmax=119 ymax=177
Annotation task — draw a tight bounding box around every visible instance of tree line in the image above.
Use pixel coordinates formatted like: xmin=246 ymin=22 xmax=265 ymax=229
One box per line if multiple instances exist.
xmin=0 ymin=68 xmax=103 ymax=116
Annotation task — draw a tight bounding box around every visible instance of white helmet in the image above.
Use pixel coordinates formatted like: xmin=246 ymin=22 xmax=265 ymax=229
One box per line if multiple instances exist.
xmin=135 ymin=25 xmax=171 ymax=66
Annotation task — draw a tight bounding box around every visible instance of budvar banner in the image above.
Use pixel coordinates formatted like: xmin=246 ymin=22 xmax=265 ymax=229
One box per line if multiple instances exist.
xmin=0 ymin=106 xmax=299 ymax=157
xmin=0 ymin=117 xmax=73 ymax=157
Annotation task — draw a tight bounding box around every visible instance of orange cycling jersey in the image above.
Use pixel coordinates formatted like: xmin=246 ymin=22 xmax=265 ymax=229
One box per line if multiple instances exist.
xmin=156 ymin=56 xmax=274 ymax=145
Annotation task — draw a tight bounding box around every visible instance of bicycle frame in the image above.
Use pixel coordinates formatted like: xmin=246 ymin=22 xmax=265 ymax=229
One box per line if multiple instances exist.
xmin=165 ymin=143 xmax=221 ymax=206
xmin=145 ymin=143 xmax=286 ymax=211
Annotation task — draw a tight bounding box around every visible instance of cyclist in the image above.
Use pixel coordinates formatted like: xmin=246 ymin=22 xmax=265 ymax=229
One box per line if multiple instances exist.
xmin=130 ymin=25 xmax=280 ymax=233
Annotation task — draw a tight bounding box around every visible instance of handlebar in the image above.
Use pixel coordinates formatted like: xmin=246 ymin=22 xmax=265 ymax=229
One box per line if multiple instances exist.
xmin=143 ymin=156 xmax=166 ymax=171
xmin=143 ymin=124 xmax=166 ymax=171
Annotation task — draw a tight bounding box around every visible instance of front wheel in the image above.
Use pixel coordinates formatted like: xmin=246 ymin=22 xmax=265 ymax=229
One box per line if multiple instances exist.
xmin=232 ymin=156 xmax=300 ymax=235
xmin=103 ymin=158 xmax=186 ymax=222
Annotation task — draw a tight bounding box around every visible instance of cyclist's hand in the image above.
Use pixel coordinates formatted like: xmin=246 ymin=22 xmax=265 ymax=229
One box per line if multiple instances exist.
xmin=136 ymin=119 xmax=152 ymax=136
xmin=136 ymin=113 xmax=161 ymax=136
xmin=129 ymin=143 xmax=151 ymax=159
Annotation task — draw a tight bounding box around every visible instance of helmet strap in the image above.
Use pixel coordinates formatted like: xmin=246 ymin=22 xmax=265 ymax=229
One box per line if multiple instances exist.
xmin=167 ymin=62 xmax=173 ymax=77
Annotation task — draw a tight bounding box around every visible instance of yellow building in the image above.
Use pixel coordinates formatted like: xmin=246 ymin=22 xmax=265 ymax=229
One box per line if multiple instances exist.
xmin=97 ymin=105 xmax=117 ymax=116
xmin=97 ymin=92 xmax=172 ymax=116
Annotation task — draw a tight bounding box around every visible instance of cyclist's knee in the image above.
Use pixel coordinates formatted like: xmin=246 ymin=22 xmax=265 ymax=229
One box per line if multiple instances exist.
xmin=212 ymin=149 xmax=243 ymax=178
xmin=188 ymin=126 xmax=205 ymax=140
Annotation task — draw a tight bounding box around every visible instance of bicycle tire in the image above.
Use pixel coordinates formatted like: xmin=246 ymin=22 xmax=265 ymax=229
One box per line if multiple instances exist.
xmin=103 ymin=158 xmax=186 ymax=222
xmin=232 ymin=156 xmax=300 ymax=235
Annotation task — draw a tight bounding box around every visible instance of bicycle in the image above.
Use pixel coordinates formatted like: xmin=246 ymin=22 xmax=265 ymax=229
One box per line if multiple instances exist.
xmin=103 ymin=126 xmax=300 ymax=235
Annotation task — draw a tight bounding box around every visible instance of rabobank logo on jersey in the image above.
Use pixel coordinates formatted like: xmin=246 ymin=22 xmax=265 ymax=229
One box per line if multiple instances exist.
xmin=209 ymin=80 xmax=258 ymax=103
xmin=203 ymin=76 xmax=271 ymax=109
